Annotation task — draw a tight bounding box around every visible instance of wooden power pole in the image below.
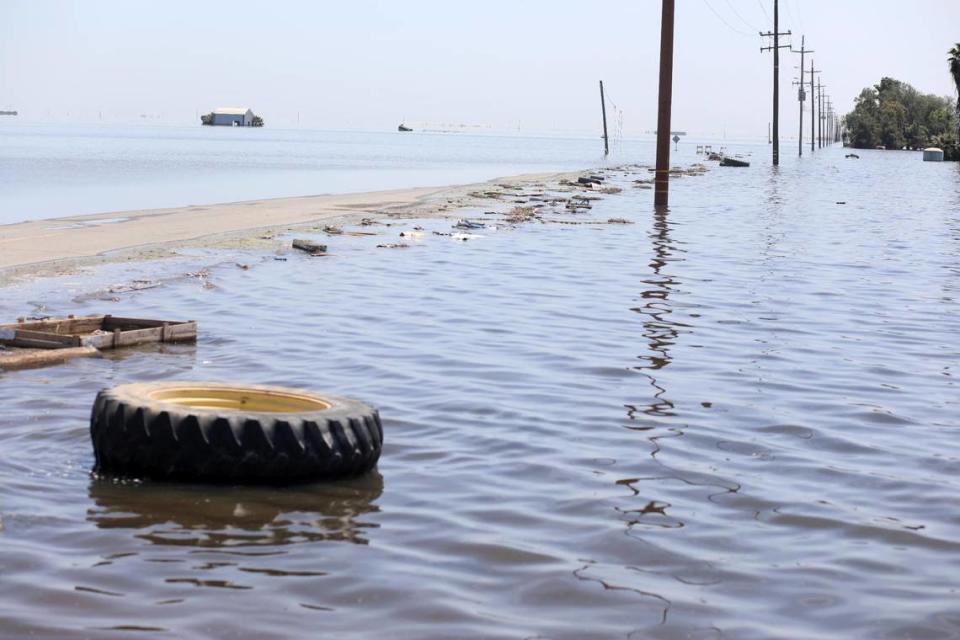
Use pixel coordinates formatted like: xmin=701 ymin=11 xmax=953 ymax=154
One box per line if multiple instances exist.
xmin=599 ymin=80 xmax=609 ymax=156
xmin=654 ymin=0 xmax=675 ymax=207
xmin=817 ymin=79 xmax=824 ymax=148
xmin=760 ymin=0 xmax=791 ymax=166
xmin=826 ymin=97 xmax=834 ymax=145
xmin=792 ymin=36 xmax=813 ymax=157
xmin=809 ymin=59 xmax=820 ymax=152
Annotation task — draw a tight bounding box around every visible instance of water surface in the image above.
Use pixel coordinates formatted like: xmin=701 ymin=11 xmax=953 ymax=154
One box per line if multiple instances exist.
xmin=0 ymin=123 xmax=628 ymax=223
xmin=1 ymin=147 xmax=959 ymax=639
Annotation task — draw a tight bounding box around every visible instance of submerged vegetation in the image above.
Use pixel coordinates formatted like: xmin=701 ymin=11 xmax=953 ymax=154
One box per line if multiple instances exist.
xmin=843 ymin=77 xmax=958 ymax=157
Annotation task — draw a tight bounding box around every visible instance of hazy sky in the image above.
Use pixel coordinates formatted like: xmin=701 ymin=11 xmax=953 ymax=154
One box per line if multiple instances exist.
xmin=1 ymin=0 xmax=958 ymax=138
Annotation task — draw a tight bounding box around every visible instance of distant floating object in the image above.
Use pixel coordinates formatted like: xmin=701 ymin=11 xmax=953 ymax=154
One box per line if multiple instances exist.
xmin=201 ymin=107 xmax=264 ymax=127
xmin=720 ymin=157 xmax=750 ymax=167
xmin=398 ymin=123 xmax=413 ymax=132
xmin=845 ymin=153 xmax=860 ymax=159
xmin=0 ymin=110 xmax=17 ymax=116
xmin=922 ymin=147 xmax=944 ymax=162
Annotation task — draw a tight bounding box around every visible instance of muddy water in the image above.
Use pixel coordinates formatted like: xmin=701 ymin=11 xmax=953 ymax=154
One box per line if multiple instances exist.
xmin=1 ymin=148 xmax=959 ymax=639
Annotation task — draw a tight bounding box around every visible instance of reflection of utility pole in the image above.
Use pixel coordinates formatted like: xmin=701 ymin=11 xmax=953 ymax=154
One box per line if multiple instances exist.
xmin=791 ymin=36 xmax=813 ymax=157
xmin=808 ymin=60 xmax=820 ymax=152
xmin=599 ymin=80 xmax=609 ymax=156
xmin=654 ymin=0 xmax=675 ymax=207
xmin=760 ymin=0 xmax=791 ymax=166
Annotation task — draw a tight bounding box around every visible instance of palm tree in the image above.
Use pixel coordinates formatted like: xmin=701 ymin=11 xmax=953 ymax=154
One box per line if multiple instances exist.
xmin=950 ymin=44 xmax=960 ymax=130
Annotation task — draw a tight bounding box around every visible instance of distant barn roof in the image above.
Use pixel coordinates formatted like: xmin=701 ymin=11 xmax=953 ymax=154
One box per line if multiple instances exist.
xmin=212 ymin=107 xmax=252 ymax=115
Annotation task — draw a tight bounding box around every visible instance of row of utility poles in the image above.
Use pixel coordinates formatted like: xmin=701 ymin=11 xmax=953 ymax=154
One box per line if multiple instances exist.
xmin=760 ymin=0 xmax=840 ymax=165
xmin=653 ymin=0 xmax=847 ymax=206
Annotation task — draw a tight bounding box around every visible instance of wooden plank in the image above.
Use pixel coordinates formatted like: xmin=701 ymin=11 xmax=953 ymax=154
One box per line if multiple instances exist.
xmin=102 ymin=315 xmax=165 ymax=330
xmin=0 ymin=346 xmax=99 ymax=371
xmin=101 ymin=316 xmax=192 ymax=331
xmin=85 ymin=327 xmax=153 ymax=349
xmin=1 ymin=316 xmax=105 ymax=335
xmin=162 ymin=321 xmax=198 ymax=342
xmin=84 ymin=321 xmax=197 ymax=348
xmin=9 ymin=329 xmax=80 ymax=346
xmin=0 ymin=328 xmax=80 ymax=349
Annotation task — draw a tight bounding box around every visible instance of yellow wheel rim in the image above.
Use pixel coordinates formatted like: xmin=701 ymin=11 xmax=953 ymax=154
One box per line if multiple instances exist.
xmin=145 ymin=386 xmax=332 ymax=413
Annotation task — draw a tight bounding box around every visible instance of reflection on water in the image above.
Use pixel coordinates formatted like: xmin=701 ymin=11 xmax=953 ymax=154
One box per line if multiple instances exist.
xmin=88 ymin=473 xmax=383 ymax=548
xmin=628 ymin=205 xmax=685 ymax=418
xmin=2 ymin=147 xmax=960 ymax=638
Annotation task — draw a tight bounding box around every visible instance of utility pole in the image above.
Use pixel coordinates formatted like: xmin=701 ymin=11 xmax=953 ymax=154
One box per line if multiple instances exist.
xmin=809 ymin=60 xmax=819 ymax=152
xmin=826 ymin=97 xmax=832 ymax=146
xmin=599 ymin=80 xmax=609 ymax=156
xmin=654 ymin=0 xmax=675 ymax=207
xmin=817 ymin=80 xmax=824 ymax=148
xmin=791 ymin=36 xmax=813 ymax=157
xmin=760 ymin=0 xmax=791 ymax=166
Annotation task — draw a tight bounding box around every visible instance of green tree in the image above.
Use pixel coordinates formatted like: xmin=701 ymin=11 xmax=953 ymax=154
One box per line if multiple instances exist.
xmin=844 ymin=88 xmax=880 ymax=148
xmin=843 ymin=76 xmax=958 ymax=153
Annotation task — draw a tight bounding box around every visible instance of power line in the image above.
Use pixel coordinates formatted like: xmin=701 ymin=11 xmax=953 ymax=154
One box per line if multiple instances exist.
xmin=783 ymin=0 xmax=804 ymax=32
xmin=757 ymin=0 xmax=770 ymax=22
xmin=701 ymin=0 xmax=753 ymax=37
xmin=722 ymin=0 xmax=760 ymax=32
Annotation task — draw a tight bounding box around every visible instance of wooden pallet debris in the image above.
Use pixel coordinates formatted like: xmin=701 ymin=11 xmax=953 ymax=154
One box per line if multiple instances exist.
xmin=0 ymin=314 xmax=197 ymax=371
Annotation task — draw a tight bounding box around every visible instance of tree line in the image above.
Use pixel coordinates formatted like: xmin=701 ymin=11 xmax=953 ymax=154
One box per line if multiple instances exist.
xmin=843 ymin=45 xmax=960 ymax=160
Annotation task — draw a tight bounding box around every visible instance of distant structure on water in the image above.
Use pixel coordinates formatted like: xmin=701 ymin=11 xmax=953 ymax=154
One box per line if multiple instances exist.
xmin=201 ymin=107 xmax=263 ymax=127
xmin=0 ymin=110 xmax=17 ymax=116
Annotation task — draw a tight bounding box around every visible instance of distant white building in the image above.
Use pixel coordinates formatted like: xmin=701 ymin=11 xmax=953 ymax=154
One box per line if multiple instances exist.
xmin=210 ymin=107 xmax=255 ymax=126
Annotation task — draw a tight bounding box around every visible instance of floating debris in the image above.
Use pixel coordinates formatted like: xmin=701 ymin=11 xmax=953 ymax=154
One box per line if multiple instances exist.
xmin=607 ymin=218 xmax=633 ymax=224
xmin=110 ymin=279 xmax=160 ymax=294
xmin=292 ymin=239 xmax=327 ymax=256
xmin=720 ymin=157 xmax=750 ymax=168
xmin=376 ymin=243 xmax=410 ymax=249
xmin=454 ymin=219 xmax=486 ymax=230
xmin=504 ymin=206 xmax=540 ymax=224
xmin=0 ymin=315 xmax=197 ymax=371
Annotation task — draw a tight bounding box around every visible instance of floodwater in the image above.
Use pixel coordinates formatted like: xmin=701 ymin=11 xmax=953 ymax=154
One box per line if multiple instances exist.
xmin=1 ymin=147 xmax=960 ymax=639
xmin=0 ymin=123 xmax=626 ymax=224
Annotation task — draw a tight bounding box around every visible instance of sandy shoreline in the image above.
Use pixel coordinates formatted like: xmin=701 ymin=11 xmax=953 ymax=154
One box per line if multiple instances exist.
xmin=0 ymin=170 xmax=582 ymax=286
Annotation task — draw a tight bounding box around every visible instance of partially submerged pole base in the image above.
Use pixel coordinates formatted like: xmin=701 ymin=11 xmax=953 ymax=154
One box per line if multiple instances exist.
xmin=654 ymin=0 xmax=675 ymax=208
